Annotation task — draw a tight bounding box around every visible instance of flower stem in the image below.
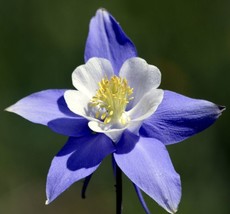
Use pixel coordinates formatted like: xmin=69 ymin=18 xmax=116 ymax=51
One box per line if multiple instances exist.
xmin=116 ymin=164 xmax=122 ymax=214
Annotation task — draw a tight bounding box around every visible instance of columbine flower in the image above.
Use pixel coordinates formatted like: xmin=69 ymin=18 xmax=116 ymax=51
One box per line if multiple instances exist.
xmin=6 ymin=8 xmax=224 ymax=214
xmin=64 ymin=57 xmax=163 ymax=143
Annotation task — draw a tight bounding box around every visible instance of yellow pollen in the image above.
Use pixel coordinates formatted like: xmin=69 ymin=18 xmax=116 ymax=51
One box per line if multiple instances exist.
xmin=90 ymin=76 xmax=133 ymax=124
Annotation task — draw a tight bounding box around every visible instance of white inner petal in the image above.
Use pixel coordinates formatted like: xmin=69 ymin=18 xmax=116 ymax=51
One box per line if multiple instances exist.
xmin=72 ymin=57 xmax=114 ymax=97
xmin=119 ymin=57 xmax=161 ymax=109
xmin=88 ymin=120 xmax=127 ymax=142
xmin=127 ymin=89 xmax=164 ymax=122
xmin=64 ymin=90 xmax=97 ymax=121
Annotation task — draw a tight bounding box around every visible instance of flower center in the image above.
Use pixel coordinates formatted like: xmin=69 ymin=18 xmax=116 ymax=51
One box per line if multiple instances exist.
xmin=90 ymin=76 xmax=133 ymax=125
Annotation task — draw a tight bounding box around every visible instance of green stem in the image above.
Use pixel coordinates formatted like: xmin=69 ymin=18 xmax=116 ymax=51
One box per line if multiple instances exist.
xmin=116 ymin=164 xmax=122 ymax=214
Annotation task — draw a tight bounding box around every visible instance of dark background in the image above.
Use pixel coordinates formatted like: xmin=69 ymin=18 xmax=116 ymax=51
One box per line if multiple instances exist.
xmin=1 ymin=0 xmax=229 ymax=213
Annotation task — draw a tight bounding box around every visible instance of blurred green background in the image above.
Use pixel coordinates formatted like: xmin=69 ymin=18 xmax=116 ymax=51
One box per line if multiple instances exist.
xmin=1 ymin=0 xmax=229 ymax=213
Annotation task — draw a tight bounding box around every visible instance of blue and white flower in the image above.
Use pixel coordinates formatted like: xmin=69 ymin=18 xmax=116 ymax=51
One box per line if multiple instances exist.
xmin=6 ymin=9 xmax=224 ymax=214
xmin=64 ymin=57 xmax=163 ymax=142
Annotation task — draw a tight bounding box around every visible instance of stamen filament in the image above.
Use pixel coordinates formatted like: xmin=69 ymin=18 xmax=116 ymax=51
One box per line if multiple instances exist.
xmin=90 ymin=75 xmax=133 ymax=125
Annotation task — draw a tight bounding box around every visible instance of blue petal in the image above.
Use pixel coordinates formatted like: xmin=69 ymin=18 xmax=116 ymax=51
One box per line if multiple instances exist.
xmin=6 ymin=89 xmax=90 ymax=136
xmin=46 ymin=133 xmax=115 ymax=204
xmin=140 ymin=90 xmax=225 ymax=145
xmin=84 ymin=9 xmax=137 ymax=74
xmin=114 ymin=131 xmax=181 ymax=213
xmin=48 ymin=117 xmax=90 ymax=137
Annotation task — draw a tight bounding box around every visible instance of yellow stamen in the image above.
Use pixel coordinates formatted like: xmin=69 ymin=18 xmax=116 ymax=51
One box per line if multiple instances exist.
xmin=90 ymin=75 xmax=133 ymax=125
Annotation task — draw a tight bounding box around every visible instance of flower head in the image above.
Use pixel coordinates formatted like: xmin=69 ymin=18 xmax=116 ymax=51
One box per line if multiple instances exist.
xmin=6 ymin=8 xmax=225 ymax=214
xmin=64 ymin=57 xmax=163 ymax=142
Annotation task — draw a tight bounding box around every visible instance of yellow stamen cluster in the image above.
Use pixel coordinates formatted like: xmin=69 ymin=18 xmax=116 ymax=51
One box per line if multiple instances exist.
xmin=90 ymin=76 xmax=133 ymax=125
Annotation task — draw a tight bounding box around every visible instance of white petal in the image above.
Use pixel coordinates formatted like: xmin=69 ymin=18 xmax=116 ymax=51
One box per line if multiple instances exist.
xmin=119 ymin=57 xmax=161 ymax=109
xmin=127 ymin=121 xmax=143 ymax=135
xmin=64 ymin=90 xmax=95 ymax=121
xmin=88 ymin=121 xmax=126 ymax=142
xmin=72 ymin=57 xmax=114 ymax=97
xmin=127 ymin=89 xmax=164 ymax=122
